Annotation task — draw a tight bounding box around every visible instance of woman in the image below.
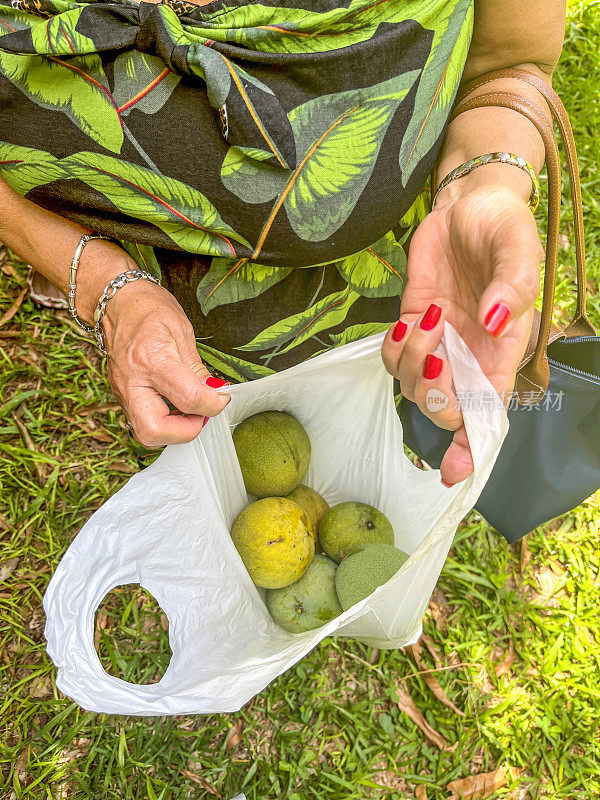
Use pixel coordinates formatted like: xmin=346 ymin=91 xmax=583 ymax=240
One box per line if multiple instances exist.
xmin=0 ymin=0 xmax=564 ymax=486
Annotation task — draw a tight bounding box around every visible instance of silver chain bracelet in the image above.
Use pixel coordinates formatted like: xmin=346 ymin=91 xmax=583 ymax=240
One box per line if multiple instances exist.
xmin=68 ymin=233 xmax=113 ymax=333
xmin=93 ymin=269 xmax=160 ymax=355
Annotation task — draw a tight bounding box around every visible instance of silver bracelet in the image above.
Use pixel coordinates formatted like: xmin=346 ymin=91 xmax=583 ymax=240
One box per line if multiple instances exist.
xmin=93 ymin=269 xmax=160 ymax=355
xmin=68 ymin=233 xmax=113 ymax=333
xmin=431 ymin=152 xmax=540 ymax=212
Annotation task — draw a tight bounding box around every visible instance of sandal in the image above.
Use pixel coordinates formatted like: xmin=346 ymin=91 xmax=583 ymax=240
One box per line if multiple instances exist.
xmin=27 ymin=267 xmax=68 ymax=309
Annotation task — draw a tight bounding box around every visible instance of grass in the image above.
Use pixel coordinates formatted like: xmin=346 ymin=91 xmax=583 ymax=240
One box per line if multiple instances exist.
xmin=1 ymin=2 xmax=600 ymax=797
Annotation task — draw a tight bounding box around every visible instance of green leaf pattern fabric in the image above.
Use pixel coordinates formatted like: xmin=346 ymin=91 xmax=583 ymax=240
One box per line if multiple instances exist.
xmin=0 ymin=0 xmax=473 ymax=380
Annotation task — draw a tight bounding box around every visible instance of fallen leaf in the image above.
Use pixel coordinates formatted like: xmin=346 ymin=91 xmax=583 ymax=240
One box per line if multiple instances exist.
xmin=225 ymin=718 xmax=245 ymax=753
xmin=15 ymin=745 xmax=30 ymax=782
xmin=421 ymin=634 xmax=443 ymax=669
xmin=78 ymin=403 xmax=122 ymax=416
xmin=520 ymin=537 xmax=531 ymax=573
xmin=369 ymin=647 xmax=381 ymax=664
xmin=534 ymin=563 xmax=566 ymax=605
xmin=428 ymin=587 xmax=450 ymax=632
xmin=0 ymin=512 xmax=10 ymax=532
xmin=181 ymin=769 xmax=221 ymax=797
xmin=30 ymin=675 xmax=52 ymax=698
xmin=12 ymin=410 xmax=46 ymax=483
xmin=395 ymin=683 xmax=454 ymax=751
xmin=0 ymin=557 xmax=19 ymax=582
xmin=446 ymin=766 xmax=511 ymax=799
xmin=110 ymin=461 xmax=137 ymax=474
xmin=410 ymin=640 xmax=465 ymax=717
xmin=416 ymin=786 xmax=429 ymax=800
xmin=0 ymin=286 xmax=28 ymax=327
xmin=495 ymin=640 xmax=516 ymax=677
xmin=0 ymin=248 xmax=17 ymax=277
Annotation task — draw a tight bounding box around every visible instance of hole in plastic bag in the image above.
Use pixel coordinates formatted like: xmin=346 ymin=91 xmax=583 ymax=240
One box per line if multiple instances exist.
xmin=94 ymin=585 xmax=172 ymax=685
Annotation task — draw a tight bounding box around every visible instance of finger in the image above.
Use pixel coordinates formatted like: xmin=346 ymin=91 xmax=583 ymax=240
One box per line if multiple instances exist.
xmin=395 ymin=303 xmax=444 ymax=400
xmin=412 ymin=353 xmax=463 ymax=431
xmin=381 ymin=316 xmax=416 ymax=377
xmin=439 ymin=425 xmax=474 ymax=487
xmin=150 ymin=360 xmax=231 ymax=417
xmin=126 ymin=387 xmax=207 ymax=448
xmin=478 ymin=223 xmax=543 ymax=338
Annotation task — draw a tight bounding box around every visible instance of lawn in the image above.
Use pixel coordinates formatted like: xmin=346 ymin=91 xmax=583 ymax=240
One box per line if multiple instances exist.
xmin=1 ymin=1 xmax=600 ymax=798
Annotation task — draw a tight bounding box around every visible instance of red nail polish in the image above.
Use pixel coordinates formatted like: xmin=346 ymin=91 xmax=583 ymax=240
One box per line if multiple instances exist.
xmin=420 ymin=303 xmax=442 ymax=331
xmin=423 ymin=353 xmax=443 ymax=380
xmin=484 ymin=302 xmax=511 ymax=337
xmin=206 ymin=376 xmax=230 ymax=389
xmin=201 ymin=416 xmax=210 ymax=429
xmin=441 ymin=479 xmax=455 ymax=488
xmin=392 ymin=319 xmax=407 ymax=342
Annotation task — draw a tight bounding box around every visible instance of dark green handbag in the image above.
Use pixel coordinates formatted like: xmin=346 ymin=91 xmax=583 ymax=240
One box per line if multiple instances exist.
xmin=399 ymin=69 xmax=600 ymax=543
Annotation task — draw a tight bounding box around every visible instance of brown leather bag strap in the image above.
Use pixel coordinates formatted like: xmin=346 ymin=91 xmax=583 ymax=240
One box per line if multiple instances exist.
xmin=448 ymin=90 xmax=562 ymax=401
xmin=455 ymin=68 xmax=595 ymax=339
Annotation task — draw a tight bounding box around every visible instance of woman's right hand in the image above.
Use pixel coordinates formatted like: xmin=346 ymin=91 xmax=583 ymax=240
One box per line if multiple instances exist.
xmin=98 ymin=269 xmax=231 ymax=448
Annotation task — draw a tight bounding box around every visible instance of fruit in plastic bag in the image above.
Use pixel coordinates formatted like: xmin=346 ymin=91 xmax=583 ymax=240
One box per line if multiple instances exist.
xmin=319 ymin=501 xmax=394 ymax=563
xmin=285 ymin=485 xmax=329 ymax=550
xmin=230 ymin=497 xmax=314 ymax=588
xmin=232 ymin=411 xmax=311 ymax=498
xmin=335 ymin=543 xmax=409 ymax=611
xmin=266 ymin=554 xmax=341 ymax=632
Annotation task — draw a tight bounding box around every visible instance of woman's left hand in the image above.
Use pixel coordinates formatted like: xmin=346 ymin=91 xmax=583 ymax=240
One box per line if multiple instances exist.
xmin=380 ymin=183 xmax=544 ymax=487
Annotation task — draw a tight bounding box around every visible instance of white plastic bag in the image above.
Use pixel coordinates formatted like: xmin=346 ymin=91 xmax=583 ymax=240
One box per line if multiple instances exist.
xmin=43 ymin=324 xmax=508 ymax=715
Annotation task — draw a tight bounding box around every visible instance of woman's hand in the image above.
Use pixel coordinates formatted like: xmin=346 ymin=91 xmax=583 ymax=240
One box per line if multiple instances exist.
xmin=100 ymin=276 xmax=230 ymax=448
xmin=381 ymin=180 xmax=544 ymax=486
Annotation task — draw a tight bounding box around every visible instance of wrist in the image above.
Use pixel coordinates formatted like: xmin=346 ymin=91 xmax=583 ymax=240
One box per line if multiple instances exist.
xmin=75 ymin=241 xmax=138 ymax=326
xmin=432 ymin=161 xmax=534 ymax=211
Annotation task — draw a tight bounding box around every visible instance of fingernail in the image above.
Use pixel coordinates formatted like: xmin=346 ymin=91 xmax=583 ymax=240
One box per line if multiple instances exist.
xmin=484 ymin=302 xmax=511 ymax=337
xmin=225 ymin=396 xmax=232 ymax=406
xmin=392 ymin=319 xmax=408 ymax=342
xmin=201 ymin=416 xmax=210 ymax=429
xmin=420 ymin=303 xmax=442 ymax=331
xmin=441 ymin=478 xmax=455 ymax=488
xmin=423 ymin=353 xmax=443 ymax=380
xmin=206 ymin=376 xmax=230 ymax=389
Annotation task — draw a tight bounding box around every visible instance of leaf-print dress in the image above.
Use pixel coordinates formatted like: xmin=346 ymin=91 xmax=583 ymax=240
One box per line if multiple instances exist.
xmin=0 ymin=0 xmax=474 ymax=380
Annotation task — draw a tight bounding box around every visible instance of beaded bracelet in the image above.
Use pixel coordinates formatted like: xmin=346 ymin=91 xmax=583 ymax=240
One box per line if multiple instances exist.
xmin=68 ymin=233 xmax=113 ymax=333
xmin=431 ymin=152 xmax=540 ymax=212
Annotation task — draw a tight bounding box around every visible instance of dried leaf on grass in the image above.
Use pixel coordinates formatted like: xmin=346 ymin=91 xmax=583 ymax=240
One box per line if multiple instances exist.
xmin=520 ymin=537 xmax=531 ymax=573
xmin=29 ymin=674 xmax=52 ymax=698
xmin=410 ymin=639 xmax=465 ymax=717
xmin=15 ymin=744 xmax=30 ymax=782
xmin=446 ymin=766 xmax=513 ymax=799
xmin=181 ymin=769 xmax=221 ymax=797
xmin=534 ymin=563 xmax=567 ymax=605
xmin=415 ymin=786 xmax=429 ymax=800
xmin=78 ymin=403 xmax=122 ymax=416
xmin=225 ymin=718 xmax=245 ymax=753
xmin=110 ymin=461 xmax=137 ymax=474
xmin=0 ymin=286 xmax=28 ymax=327
xmin=395 ymin=683 xmax=455 ymax=751
xmin=12 ymin=409 xmax=47 ymax=483
xmin=0 ymin=557 xmax=19 ymax=582
xmin=0 ymin=248 xmax=17 ymax=277
xmin=428 ymin=587 xmax=450 ymax=632
xmin=495 ymin=640 xmax=516 ymax=677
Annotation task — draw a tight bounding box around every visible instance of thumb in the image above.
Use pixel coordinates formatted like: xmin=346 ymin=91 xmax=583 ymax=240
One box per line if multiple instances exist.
xmin=477 ymin=214 xmax=544 ymax=338
xmin=184 ymin=358 xmax=231 ymax=390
